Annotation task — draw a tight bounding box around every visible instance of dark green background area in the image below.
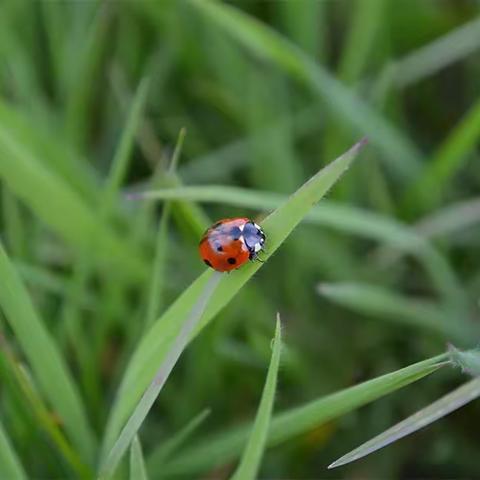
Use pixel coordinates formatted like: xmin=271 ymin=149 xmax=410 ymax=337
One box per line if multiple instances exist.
xmin=0 ymin=0 xmax=479 ymax=478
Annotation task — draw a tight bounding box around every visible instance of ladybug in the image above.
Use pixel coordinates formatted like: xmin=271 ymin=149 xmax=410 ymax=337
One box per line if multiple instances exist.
xmin=199 ymin=217 xmax=266 ymax=272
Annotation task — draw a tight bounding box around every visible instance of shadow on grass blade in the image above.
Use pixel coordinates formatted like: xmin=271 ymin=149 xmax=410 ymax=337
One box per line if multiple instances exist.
xmin=329 ymin=376 xmax=480 ymax=469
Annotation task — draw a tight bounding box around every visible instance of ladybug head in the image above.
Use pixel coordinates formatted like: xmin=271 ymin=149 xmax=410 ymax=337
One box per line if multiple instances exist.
xmin=243 ymin=221 xmax=266 ymax=260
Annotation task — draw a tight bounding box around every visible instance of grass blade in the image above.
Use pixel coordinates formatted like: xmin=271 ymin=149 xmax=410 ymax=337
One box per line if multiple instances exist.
xmin=317 ymin=282 xmax=472 ymax=341
xmin=329 ymin=376 xmax=480 ymax=469
xmin=391 ymin=16 xmax=480 ymax=89
xmin=189 ymin=0 xmax=421 ymax=179
xmin=147 ymin=409 xmax=210 ymax=474
xmin=130 ymin=436 xmax=148 ymax=480
xmin=145 ymin=128 xmax=186 ymax=329
xmin=0 ymin=244 xmax=96 ymax=463
xmin=406 ymin=97 xmax=480 ymax=212
xmin=231 ymin=315 xmax=282 ymax=480
xmin=101 ymin=139 xmax=367 ymax=456
xmin=99 ymin=271 xmax=223 ymax=478
xmin=0 ymin=125 xmax=146 ymax=281
xmin=102 ymin=78 xmax=150 ymax=217
xmin=161 ymin=354 xmax=448 ymax=476
xmin=415 ymin=197 xmax=480 ymax=239
xmin=0 ymin=420 xmax=26 ymax=480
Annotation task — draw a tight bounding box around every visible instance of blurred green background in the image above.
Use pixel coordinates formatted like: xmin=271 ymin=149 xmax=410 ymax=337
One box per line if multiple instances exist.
xmin=1 ymin=0 xmax=480 ymax=478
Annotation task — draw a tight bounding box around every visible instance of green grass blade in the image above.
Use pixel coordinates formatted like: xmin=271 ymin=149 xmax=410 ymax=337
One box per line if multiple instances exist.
xmin=189 ymin=0 xmax=421 ymax=179
xmin=147 ymin=409 xmax=210 ymax=474
xmin=0 ymin=244 xmax=96 ymax=463
xmin=130 ymin=436 xmax=148 ymax=480
xmin=317 ymin=282 xmax=471 ymax=341
xmin=0 ymin=126 xmax=146 ymax=280
xmin=0 ymin=99 xmax=99 ymax=202
xmin=276 ymin=0 xmax=325 ymax=57
xmin=161 ymin=354 xmax=448 ymax=476
xmin=337 ymin=0 xmax=384 ymax=84
xmin=406 ymin=97 xmax=480 ymax=212
xmin=101 ymin=78 xmax=150 ymax=216
xmin=145 ymin=129 xmax=186 ymax=329
xmin=99 ymin=271 xmax=223 ymax=478
xmin=101 ymin=139 xmax=367 ymax=455
xmin=65 ymin=5 xmax=111 ymax=149
xmin=415 ymin=197 xmax=480 ymax=239
xmin=231 ymin=315 xmax=282 ymax=480
xmin=391 ymin=16 xmax=480 ymax=89
xmin=329 ymin=376 xmax=480 ymax=469
xmin=0 ymin=420 xmax=26 ymax=480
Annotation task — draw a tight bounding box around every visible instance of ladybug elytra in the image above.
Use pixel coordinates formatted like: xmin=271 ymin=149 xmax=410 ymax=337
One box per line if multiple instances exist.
xmin=199 ymin=217 xmax=266 ymax=272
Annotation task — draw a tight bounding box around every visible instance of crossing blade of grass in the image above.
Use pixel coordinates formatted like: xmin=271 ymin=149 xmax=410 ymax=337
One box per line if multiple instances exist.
xmin=415 ymin=197 xmax=480 ymax=240
xmin=329 ymin=376 xmax=480 ymax=469
xmin=102 ymin=139 xmax=367 ymax=457
xmin=137 ymin=184 xmax=464 ymax=310
xmin=0 ymin=244 xmax=96 ymax=464
xmin=317 ymin=282 xmax=472 ymax=342
xmin=189 ymin=0 xmax=421 ymax=179
xmin=147 ymin=408 xmax=210 ymax=475
xmin=231 ymin=315 xmax=282 ymax=480
xmin=0 ymin=420 xmax=26 ymax=480
xmin=102 ymin=77 xmax=150 ymax=217
xmin=160 ymin=354 xmax=448 ymax=476
xmin=130 ymin=436 xmax=148 ymax=480
xmin=145 ymin=128 xmax=186 ymax=330
xmin=99 ymin=271 xmax=223 ymax=479
xmin=390 ymin=16 xmax=480 ymax=89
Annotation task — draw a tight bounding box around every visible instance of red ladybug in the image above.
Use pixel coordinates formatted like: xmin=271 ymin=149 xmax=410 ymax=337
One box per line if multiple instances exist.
xmin=199 ymin=217 xmax=266 ymax=272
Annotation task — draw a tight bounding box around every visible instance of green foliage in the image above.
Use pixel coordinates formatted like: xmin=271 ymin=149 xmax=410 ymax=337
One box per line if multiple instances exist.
xmin=0 ymin=420 xmax=26 ymax=480
xmin=231 ymin=316 xmax=282 ymax=480
xmin=0 ymin=1 xmax=480 ymax=478
xmin=130 ymin=436 xmax=148 ymax=480
xmin=329 ymin=375 xmax=480 ymax=469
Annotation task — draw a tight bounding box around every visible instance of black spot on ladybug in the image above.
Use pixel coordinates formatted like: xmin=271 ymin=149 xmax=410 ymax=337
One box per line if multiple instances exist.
xmin=204 ymin=259 xmax=212 ymax=267
xmin=216 ymin=245 xmax=223 ymax=252
xmin=227 ymin=257 xmax=236 ymax=265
